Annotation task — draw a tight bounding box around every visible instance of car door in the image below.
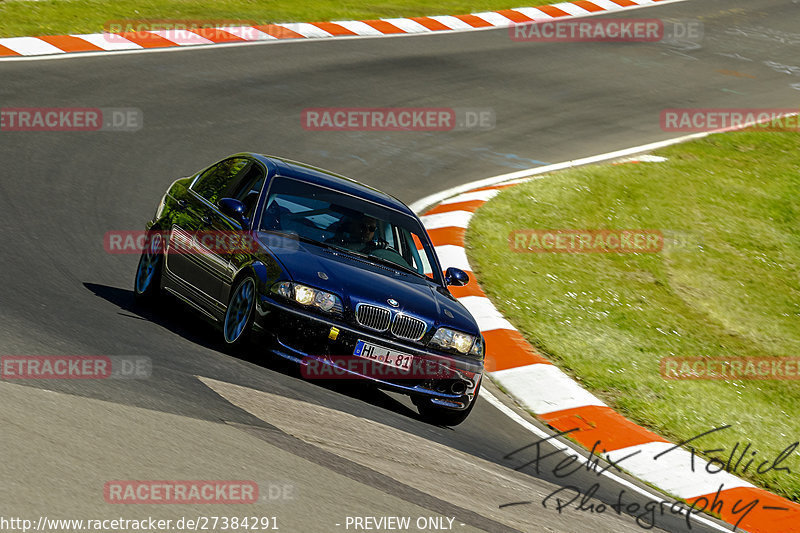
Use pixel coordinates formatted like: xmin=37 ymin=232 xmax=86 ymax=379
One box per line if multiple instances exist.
xmin=165 ymin=157 xmax=250 ymax=309
xmin=210 ymin=160 xmax=268 ymax=302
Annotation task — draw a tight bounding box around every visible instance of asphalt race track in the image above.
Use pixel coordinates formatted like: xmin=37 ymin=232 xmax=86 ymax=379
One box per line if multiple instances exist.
xmin=1 ymin=0 xmax=799 ymax=531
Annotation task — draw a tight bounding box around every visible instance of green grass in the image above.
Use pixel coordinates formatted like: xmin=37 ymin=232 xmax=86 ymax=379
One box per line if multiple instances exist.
xmin=467 ymin=129 xmax=800 ymax=501
xmin=0 ymin=0 xmax=560 ymax=38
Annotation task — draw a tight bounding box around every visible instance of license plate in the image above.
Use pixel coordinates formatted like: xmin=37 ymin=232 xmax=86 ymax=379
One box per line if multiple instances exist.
xmin=353 ymin=340 xmax=414 ymax=371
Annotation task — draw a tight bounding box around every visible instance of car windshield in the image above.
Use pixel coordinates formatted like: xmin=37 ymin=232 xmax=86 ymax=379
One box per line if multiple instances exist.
xmin=259 ymin=176 xmax=442 ymax=283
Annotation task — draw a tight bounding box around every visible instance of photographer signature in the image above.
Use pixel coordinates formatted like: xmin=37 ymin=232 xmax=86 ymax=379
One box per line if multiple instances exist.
xmin=499 ymin=426 xmax=795 ymax=531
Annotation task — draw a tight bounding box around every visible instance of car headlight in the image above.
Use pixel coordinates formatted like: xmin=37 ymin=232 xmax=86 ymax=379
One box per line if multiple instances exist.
xmin=430 ymin=327 xmax=478 ymax=355
xmin=314 ymin=291 xmax=338 ymax=311
xmin=469 ymin=336 xmax=485 ymax=358
xmin=271 ymin=281 xmax=342 ymax=314
xmin=294 ymin=285 xmax=315 ymax=305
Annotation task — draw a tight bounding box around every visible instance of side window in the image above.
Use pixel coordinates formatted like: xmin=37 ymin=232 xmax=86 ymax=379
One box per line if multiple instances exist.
xmin=230 ymin=164 xmax=266 ymax=220
xmin=410 ymin=232 xmax=434 ymax=278
xmin=192 ymin=158 xmax=249 ymax=205
xmin=392 ymin=226 xmax=431 ymax=277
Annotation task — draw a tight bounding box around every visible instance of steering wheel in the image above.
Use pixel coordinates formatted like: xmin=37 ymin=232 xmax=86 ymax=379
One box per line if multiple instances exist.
xmin=367 ymin=241 xmax=413 ymax=268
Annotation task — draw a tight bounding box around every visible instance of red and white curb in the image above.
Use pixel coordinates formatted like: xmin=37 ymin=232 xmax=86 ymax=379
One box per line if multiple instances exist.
xmin=0 ymin=0 xmax=681 ymax=59
xmin=415 ymin=135 xmax=800 ymax=533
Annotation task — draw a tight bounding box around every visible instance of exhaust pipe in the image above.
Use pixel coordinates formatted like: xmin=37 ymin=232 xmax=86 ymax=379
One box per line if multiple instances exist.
xmin=450 ymin=380 xmax=467 ymax=395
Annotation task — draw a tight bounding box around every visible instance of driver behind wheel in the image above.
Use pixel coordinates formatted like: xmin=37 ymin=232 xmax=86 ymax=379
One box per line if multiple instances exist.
xmin=328 ymin=212 xmax=416 ymax=271
xmin=334 ymin=214 xmax=379 ymax=252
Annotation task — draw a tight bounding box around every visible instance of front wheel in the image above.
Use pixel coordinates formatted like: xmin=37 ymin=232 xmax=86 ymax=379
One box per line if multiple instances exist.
xmin=133 ymin=232 xmax=164 ymax=304
xmin=223 ymin=276 xmax=256 ymax=346
xmin=417 ymin=382 xmax=481 ymax=427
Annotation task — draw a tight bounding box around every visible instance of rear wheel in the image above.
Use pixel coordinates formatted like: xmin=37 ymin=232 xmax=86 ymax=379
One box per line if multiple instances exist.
xmin=223 ymin=276 xmax=256 ymax=346
xmin=133 ymin=232 xmax=164 ymax=304
xmin=417 ymin=382 xmax=481 ymax=427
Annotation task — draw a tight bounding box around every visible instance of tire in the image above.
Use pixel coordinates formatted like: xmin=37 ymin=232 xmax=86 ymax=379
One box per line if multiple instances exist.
xmin=417 ymin=382 xmax=481 ymax=427
xmin=133 ymin=231 xmax=164 ymax=304
xmin=223 ymin=276 xmax=257 ymax=346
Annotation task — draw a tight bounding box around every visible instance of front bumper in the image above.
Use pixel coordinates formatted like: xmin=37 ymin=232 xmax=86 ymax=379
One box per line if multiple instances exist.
xmin=255 ymin=295 xmax=483 ymax=410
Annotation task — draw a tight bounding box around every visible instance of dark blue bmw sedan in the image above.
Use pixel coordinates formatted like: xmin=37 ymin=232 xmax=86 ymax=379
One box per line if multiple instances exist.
xmin=134 ymin=153 xmax=484 ymax=425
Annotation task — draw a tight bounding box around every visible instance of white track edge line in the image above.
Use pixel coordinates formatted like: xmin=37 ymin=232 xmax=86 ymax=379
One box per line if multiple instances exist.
xmin=408 ymin=131 xmax=711 ymax=213
xmin=410 ymin=111 xmax=800 ymax=213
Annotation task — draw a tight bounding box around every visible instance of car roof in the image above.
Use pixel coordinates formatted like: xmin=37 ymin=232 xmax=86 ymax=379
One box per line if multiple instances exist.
xmin=245 ymin=153 xmax=415 ymax=217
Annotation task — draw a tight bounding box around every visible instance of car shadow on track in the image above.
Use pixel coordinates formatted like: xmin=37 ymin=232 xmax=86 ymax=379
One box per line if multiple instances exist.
xmin=81 ymin=282 xmax=425 ymax=425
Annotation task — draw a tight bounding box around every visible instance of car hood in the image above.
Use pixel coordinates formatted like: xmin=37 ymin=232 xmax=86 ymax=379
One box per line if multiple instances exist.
xmin=258 ymin=233 xmax=479 ymax=335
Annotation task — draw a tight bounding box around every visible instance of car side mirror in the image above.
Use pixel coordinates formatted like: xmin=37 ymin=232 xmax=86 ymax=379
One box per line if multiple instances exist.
xmin=444 ymin=267 xmax=469 ymax=287
xmin=218 ymin=198 xmax=250 ymax=229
